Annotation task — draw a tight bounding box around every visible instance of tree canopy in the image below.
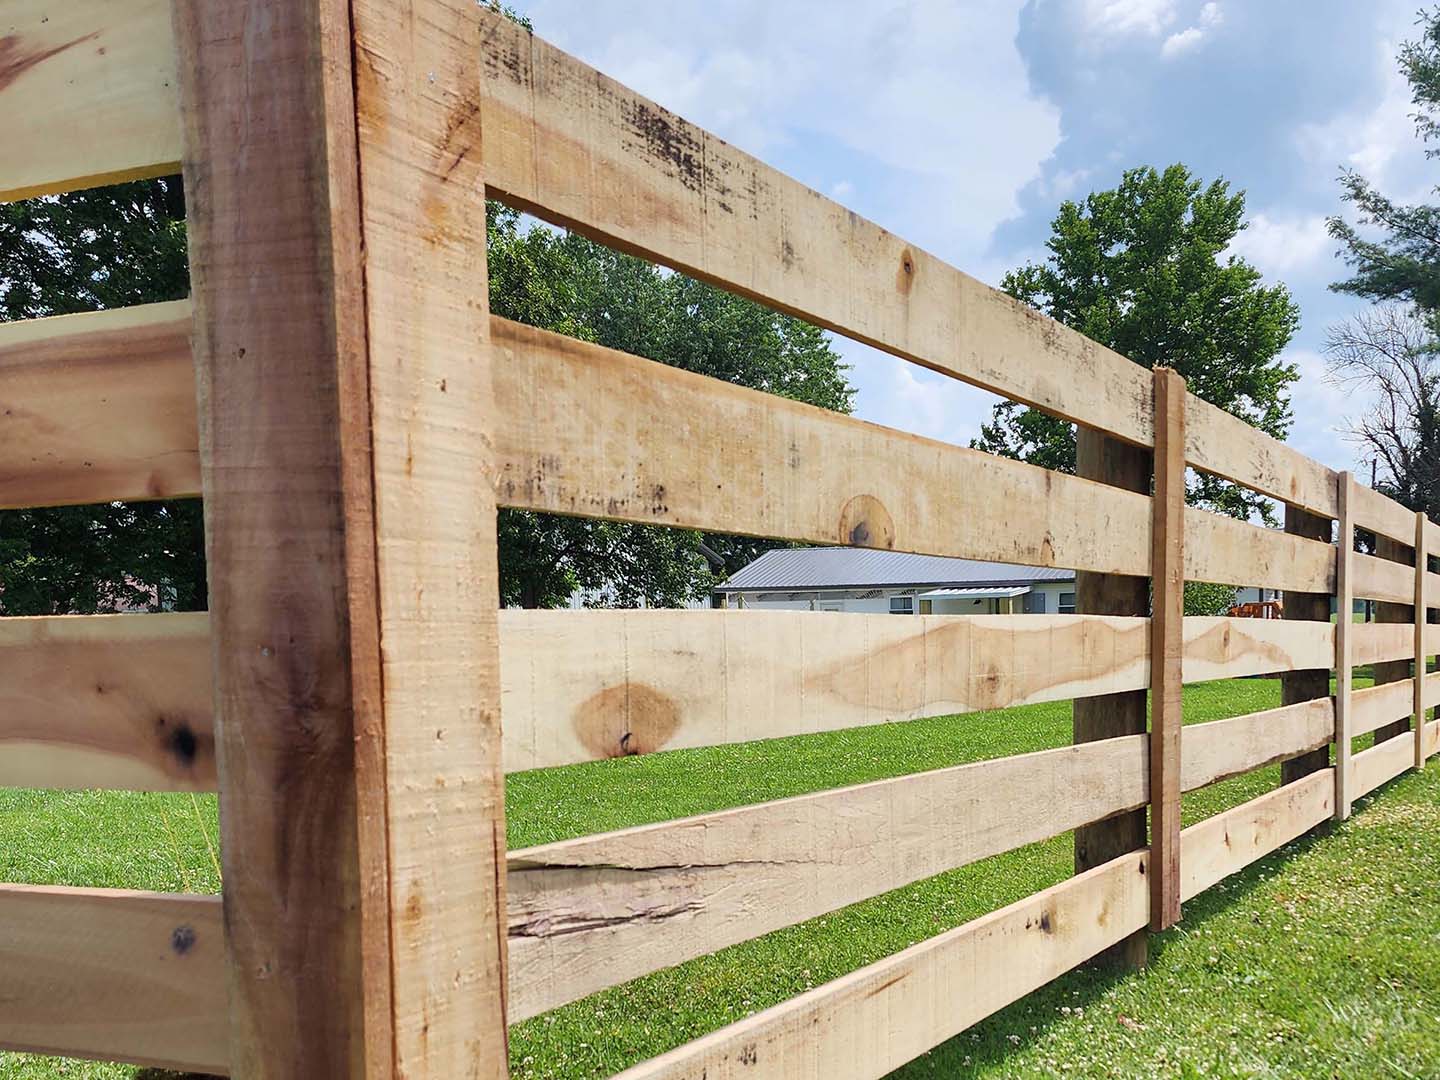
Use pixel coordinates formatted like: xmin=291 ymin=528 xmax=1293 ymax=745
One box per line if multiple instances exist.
xmin=972 ymin=163 xmax=1301 ymax=523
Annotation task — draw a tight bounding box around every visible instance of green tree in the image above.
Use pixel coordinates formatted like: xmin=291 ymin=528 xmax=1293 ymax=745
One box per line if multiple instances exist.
xmin=972 ymin=164 xmax=1301 ymax=523
xmin=1329 ymin=8 xmax=1440 ymax=311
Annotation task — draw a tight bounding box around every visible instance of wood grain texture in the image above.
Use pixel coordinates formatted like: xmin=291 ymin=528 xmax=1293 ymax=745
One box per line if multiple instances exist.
xmin=1352 ymin=621 xmax=1415 ymax=666
xmin=1352 ymin=733 xmax=1414 ymax=800
xmin=1179 ymin=770 xmax=1334 ymax=903
xmin=1335 ymin=473 xmax=1355 ymax=818
xmin=1353 ymin=550 xmax=1414 ymax=604
xmin=0 ymin=885 xmax=225 ymax=1073
xmin=1353 ymin=679 xmax=1416 ymax=739
xmin=1180 ymin=616 xmax=1334 ymax=682
xmin=9 ymin=609 xmax=1335 ymax=788
xmin=1149 ymin=368 xmax=1184 ymax=930
xmin=172 ymin=0 xmax=385 ymax=1074
xmin=1351 ymin=482 xmax=1416 ymax=547
xmin=350 ymin=1 xmax=510 ymax=1074
xmin=1180 ymin=699 xmax=1333 ymax=792
xmin=494 ymin=319 xmax=1332 ymax=592
xmin=491 ymin=318 xmax=1152 ymax=575
xmin=0 ymin=0 xmax=1361 ymax=522
xmin=0 ymin=303 xmax=198 ymax=508
xmin=502 ymin=612 xmax=1331 ymax=772
xmin=502 ymin=610 xmax=1150 ymax=771
xmin=1182 ymin=399 xmax=1338 ymax=519
xmin=0 ymin=0 xmax=181 ymax=202
xmin=610 ymin=851 xmax=1152 ymax=1080
xmin=507 ymin=735 xmax=1148 ymax=1021
xmin=0 ymin=613 xmax=212 ymax=791
xmin=1183 ymin=506 xmax=1334 ymax=593
xmin=506 ymin=698 xmax=1335 ymax=1020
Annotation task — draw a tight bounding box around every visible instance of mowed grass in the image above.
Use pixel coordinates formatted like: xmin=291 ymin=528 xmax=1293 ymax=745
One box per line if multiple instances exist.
xmin=5 ymin=676 xmax=1438 ymax=1079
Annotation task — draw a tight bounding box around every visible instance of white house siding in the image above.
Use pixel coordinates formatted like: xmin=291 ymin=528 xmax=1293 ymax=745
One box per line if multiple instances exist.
xmin=728 ymin=581 xmax=1076 ymax=615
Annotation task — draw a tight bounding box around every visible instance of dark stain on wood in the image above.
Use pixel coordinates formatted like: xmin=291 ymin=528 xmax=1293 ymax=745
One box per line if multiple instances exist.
xmin=838 ymin=494 xmax=895 ymax=549
xmin=439 ymin=99 xmax=483 ymax=181
xmin=575 ymin=683 xmax=681 ymax=758
xmin=171 ymin=924 xmax=197 ymax=956
xmin=620 ymin=97 xmax=704 ymax=193
xmin=0 ymin=31 xmax=100 ymax=94
xmin=897 ymin=247 xmax=915 ymax=294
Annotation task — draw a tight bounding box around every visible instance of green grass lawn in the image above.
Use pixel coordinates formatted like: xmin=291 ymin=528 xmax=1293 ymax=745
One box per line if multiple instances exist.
xmin=4 ymin=676 xmax=1437 ymax=1079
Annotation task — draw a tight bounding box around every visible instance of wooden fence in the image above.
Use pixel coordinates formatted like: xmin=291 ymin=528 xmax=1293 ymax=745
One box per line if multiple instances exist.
xmin=1 ymin=1 xmax=1436 ymax=1076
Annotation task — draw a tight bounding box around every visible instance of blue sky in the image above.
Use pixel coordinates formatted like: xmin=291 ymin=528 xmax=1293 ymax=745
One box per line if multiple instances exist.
xmin=511 ymin=0 xmax=1435 ymax=474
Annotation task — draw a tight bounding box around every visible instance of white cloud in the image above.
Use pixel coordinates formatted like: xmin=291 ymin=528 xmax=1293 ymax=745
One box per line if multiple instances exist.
xmin=1228 ymin=213 xmax=1331 ymax=277
xmin=518 ymin=0 xmax=1060 ymax=264
xmin=1160 ymin=2 xmax=1222 ymax=58
xmin=1281 ymin=347 xmax=1367 ymax=472
xmin=1298 ymin=36 xmax=1428 ymax=197
xmin=1160 ymin=27 xmax=1204 ymax=57
xmin=845 ymin=342 xmax=1003 ymax=447
xmin=1036 ymin=166 xmax=1094 ymax=201
xmin=1079 ymin=0 xmax=1177 ymax=37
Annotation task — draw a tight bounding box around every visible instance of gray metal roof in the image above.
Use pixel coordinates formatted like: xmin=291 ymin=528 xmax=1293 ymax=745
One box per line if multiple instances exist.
xmin=715 ymin=548 xmax=1075 ymax=593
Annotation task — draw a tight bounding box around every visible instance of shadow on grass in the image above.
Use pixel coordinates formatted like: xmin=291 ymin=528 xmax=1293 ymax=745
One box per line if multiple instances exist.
xmin=891 ymin=822 xmax=1336 ymax=1077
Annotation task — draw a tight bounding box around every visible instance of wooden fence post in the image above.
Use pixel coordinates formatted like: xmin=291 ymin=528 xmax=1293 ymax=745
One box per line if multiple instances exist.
xmin=1334 ymin=473 xmax=1354 ymax=819
xmin=173 ymin=1 xmax=387 ymax=1073
xmin=1416 ymin=512 xmax=1428 ymax=771
xmin=1149 ymin=368 xmax=1184 ymax=931
xmin=1281 ymin=503 xmax=1335 ymax=785
xmin=349 ymin=0 xmax=510 ymax=1075
xmin=1146 ymin=371 xmax=1180 ymax=933
xmin=1074 ymin=427 xmax=1149 ymax=967
xmin=174 ymin=0 xmax=509 ymax=1075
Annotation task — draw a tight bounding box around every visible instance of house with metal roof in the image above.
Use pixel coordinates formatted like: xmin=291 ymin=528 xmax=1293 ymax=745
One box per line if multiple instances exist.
xmin=713 ymin=547 xmax=1077 ymax=615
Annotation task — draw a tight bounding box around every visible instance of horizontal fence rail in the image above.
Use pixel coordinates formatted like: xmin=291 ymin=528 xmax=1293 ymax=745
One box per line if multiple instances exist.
xmin=0 ymin=884 xmax=226 ymax=1072
xmin=0 ymin=0 xmax=182 ymax=203
xmin=2 ymin=610 xmax=1342 ymax=787
xmin=1 ymin=304 xmax=1336 ymax=595
xmin=2 ymin=3 xmax=1439 ymax=1077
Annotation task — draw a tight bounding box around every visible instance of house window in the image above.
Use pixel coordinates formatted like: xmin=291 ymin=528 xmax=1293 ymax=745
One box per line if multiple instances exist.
xmin=889 ymin=596 xmax=914 ymax=615
xmin=1058 ymin=592 xmax=1076 ymax=614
